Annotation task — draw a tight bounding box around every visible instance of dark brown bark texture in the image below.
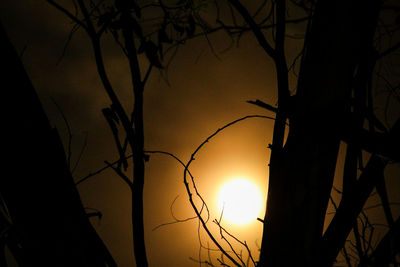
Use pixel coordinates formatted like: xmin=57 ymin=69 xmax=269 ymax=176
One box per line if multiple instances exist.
xmin=0 ymin=22 xmax=116 ymax=266
xmin=258 ymin=0 xmax=384 ymax=266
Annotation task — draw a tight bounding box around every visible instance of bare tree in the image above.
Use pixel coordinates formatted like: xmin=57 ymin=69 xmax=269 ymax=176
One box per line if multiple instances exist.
xmin=46 ymin=1 xmax=205 ymax=266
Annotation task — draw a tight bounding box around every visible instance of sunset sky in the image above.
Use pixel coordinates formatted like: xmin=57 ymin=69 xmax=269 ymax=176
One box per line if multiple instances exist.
xmin=1 ymin=1 xmax=399 ymax=266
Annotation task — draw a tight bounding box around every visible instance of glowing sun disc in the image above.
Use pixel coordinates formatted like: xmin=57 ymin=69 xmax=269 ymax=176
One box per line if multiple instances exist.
xmin=218 ymin=178 xmax=263 ymax=225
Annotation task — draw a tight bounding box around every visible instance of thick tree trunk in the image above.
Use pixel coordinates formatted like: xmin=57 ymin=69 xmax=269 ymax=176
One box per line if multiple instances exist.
xmin=0 ymin=22 xmax=116 ymax=266
xmin=258 ymin=0 xmax=381 ymax=266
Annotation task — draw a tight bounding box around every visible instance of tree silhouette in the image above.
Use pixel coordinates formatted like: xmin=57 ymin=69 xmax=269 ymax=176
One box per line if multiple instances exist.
xmin=0 ymin=22 xmax=116 ymax=266
xmin=1 ymin=0 xmax=400 ymax=266
xmin=46 ymin=1 xmax=204 ymax=266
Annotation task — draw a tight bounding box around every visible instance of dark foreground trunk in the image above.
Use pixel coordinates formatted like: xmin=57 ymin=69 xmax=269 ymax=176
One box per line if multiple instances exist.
xmin=258 ymin=0 xmax=382 ymax=266
xmin=0 ymin=22 xmax=116 ymax=266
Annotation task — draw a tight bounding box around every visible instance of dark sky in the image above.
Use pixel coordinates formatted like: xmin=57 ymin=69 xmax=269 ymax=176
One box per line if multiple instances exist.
xmin=1 ymin=1 xmax=399 ymax=266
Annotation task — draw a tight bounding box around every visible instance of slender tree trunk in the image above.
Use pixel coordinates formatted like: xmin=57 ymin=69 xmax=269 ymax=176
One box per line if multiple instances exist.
xmin=258 ymin=0 xmax=381 ymax=266
xmin=0 ymin=22 xmax=116 ymax=266
xmin=118 ymin=1 xmax=149 ymax=265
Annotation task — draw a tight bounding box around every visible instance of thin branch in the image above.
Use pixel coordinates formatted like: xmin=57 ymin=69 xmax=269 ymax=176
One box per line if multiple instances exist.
xmin=342 ymin=243 xmax=353 ymax=267
xmin=142 ymin=64 xmax=153 ymax=86
xmin=74 ymin=0 xmax=136 ymax=167
xmin=56 ymin=23 xmax=81 ymax=66
xmin=214 ymin=220 xmax=257 ymax=266
xmin=102 ymin=107 xmax=128 ymax=170
xmin=46 ymin=0 xmax=88 ymax=32
xmin=152 ymin=195 xmax=206 ymax=232
xmin=71 ymin=131 xmax=88 ymax=174
xmin=75 ymin=153 xmax=133 ymax=185
xmin=378 ymin=41 xmax=400 ymax=59
xmin=247 ymin=99 xmax=278 ymax=113
xmin=214 ymin=219 xmax=246 ymax=267
xmin=227 ymin=0 xmax=276 ymax=59
xmin=104 ymin=160 xmax=132 ymax=187
xmin=363 ymin=202 xmax=400 ymax=211
xmin=50 ymin=97 xmax=72 ymax=170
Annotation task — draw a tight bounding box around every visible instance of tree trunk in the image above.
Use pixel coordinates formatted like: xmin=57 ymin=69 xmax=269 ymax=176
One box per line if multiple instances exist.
xmin=258 ymin=0 xmax=381 ymax=266
xmin=0 ymin=22 xmax=116 ymax=266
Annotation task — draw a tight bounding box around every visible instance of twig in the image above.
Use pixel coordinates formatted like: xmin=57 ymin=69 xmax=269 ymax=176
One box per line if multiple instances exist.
xmin=50 ymin=97 xmax=73 ymax=170
xmin=214 ymin=220 xmax=257 ymax=266
xmin=71 ymin=131 xmax=88 ymax=174
xmin=104 ymin=160 xmax=132 ymax=187
xmin=152 ymin=195 xmax=199 ymax=231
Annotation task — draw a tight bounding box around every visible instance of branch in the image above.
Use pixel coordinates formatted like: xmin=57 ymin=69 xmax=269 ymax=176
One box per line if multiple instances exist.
xmin=247 ymin=99 xmax=278 ymax=113
xmin=275 ymin=0 xmax=286 ymax=54
xmin=75 ymin=153 xmax=133 ymax=186
xmin=104 ymin=161 xmax=132 ymax=187
xmin=74 ymin=0 xmax=136 ymax=165
xmin=214 ymin=219 xmax=246 ymax=266
xmin=378 ymin=42 xmax=400 ymax=59
xmin=71 ymin=132 xmax=88 ymax=173
xmin=341 ymin=117 xmax=400 ymax=161
xmin=102 ymin=107 xmax=128 ymax=170
xmin=376 ymin=173 xmax=395 ymax=227
xmin=227 ymin=0 xmax=276 ymax=59
xmin=183 ymin=115 xmax=275 ymax=267
xmin=152 ymin=195 xmax=199 ymax=231
xmin=369 ymin=216 xmax=400 ymax=266
xmin=214 ymin=219 xmax=257 ymax=266
xmin=50 ymin=97 xmax=73 ymax=170
xmin=189 ymin=115 xmax=275 ymax=158
xmin=322 ymin=155 xmax=389 ymax=265
xmin=46 ymin=0 xmax=88 ymax=32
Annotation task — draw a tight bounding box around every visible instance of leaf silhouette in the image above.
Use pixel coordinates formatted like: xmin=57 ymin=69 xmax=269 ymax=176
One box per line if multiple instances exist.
xmin=186 ymin=15 xmax=196 ymax=37
xmin=143 ymin=40 xmax=163 ymax=68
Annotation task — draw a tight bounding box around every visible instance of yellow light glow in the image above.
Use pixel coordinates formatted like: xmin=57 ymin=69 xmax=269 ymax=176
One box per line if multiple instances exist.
xmin=217 ymin=178 xmax=263 ymax=225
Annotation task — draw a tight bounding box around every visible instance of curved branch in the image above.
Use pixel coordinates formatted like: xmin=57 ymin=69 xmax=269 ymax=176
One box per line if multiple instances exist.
xmin=183 ymin=115 xmax=275 ymax=267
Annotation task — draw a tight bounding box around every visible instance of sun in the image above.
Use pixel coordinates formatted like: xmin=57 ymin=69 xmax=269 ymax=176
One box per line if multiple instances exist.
xmin=217 ymin=178 xmax=263 ymax=225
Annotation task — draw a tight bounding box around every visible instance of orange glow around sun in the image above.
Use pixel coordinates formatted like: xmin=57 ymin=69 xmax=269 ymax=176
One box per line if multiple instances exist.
xmin=217 ymin=178 xmax=263 ymax=225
